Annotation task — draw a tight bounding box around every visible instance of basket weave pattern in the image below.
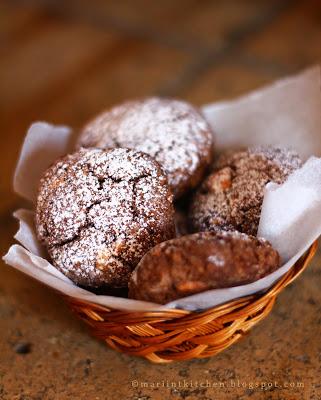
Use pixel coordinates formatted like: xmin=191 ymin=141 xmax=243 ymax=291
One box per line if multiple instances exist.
xmin=65 ymin=242 xmax=317 ymax=363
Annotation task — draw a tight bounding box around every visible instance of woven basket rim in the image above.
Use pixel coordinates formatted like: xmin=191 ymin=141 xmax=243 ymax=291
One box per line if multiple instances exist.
xmin=63 ymin=241 xmax=317 ymax=362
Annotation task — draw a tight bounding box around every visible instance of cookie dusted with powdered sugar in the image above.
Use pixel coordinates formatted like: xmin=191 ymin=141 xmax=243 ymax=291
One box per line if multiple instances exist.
xmin=129 ymin=231 xmax=280 ymax=304
xmin=35 ymin=148 xmax=175 ymax=288
xmin=189 ymin=147 xmax=302 ymax=236
xmin=76 ymin=97 xmax=214 ymax=198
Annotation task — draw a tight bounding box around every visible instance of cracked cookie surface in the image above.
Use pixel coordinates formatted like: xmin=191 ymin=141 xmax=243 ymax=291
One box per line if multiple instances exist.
xmin=76 ymin=97 xmax=214 ymax=198
xmin=189 ymin=147 xmax=302 ymax=236
xmin=129 ymin=231 xmax=280 ymax=304
xmin=35 ymin=148 xmax=175 ymax=288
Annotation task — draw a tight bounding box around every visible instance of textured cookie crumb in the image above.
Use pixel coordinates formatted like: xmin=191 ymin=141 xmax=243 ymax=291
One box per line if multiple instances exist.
xmin=77 ymin=97 xmax=214 ymax=198
xmin=36 ymin=147 xmax=175 ymax=288
xmin=189 ymin=146 xmax=302 ymax=236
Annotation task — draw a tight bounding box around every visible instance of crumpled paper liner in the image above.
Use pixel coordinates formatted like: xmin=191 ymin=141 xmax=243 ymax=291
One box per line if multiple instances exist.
xmin=3 ymin=66 xmax=321 ymax=311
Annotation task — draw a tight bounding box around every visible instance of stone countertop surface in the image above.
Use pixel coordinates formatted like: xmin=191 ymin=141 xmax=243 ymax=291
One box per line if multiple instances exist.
xmin=0 ymin=0 xmax=320 ymax=399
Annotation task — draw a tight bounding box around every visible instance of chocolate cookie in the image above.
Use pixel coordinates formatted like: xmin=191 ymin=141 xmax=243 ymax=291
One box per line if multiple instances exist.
xmin=129 ymin=231 xmax=280 ymax=304
xmin=189 ymin=147 xmax=302 ymax=236
xmin=35 ymin=148 xmax=175 ymax=288
xmin=76 ymin=97 xmax=214 ymax=198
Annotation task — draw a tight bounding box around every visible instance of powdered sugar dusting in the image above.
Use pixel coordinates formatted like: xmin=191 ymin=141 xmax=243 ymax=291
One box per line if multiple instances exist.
xmin=78 ymin=97 xmax=214 ymax=197
xmin=249 ymin=146 xmax=302 ymax=177
xmin=36 ymin=147 xmax=175 ymax=287
xmin=207 ymin=254 xmax=225 ymax=267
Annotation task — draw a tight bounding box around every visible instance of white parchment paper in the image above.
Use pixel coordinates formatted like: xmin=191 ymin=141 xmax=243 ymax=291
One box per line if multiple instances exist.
xmin=3 ymin=66 xmax=321 ymax=311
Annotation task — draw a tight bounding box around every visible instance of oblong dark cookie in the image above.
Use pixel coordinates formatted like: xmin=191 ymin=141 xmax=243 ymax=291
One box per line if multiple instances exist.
xmin=35 ymin=148 xmax=175 ymax=288
xmin=189 ymin=146 xmax=302 ymax=236
xmin=128 ymin=231 xmax=280 ymax=304
xmin=77 ymin=97 xmax=214 ymax=198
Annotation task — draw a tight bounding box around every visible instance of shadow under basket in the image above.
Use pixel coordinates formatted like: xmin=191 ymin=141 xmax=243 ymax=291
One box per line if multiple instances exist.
xmin=64 ymin=242 xmax=317 ymax=363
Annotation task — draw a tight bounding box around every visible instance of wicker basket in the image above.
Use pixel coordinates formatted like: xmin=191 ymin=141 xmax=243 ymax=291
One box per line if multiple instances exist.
xmin=65 ymin=241 xmax=317 ymax=363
